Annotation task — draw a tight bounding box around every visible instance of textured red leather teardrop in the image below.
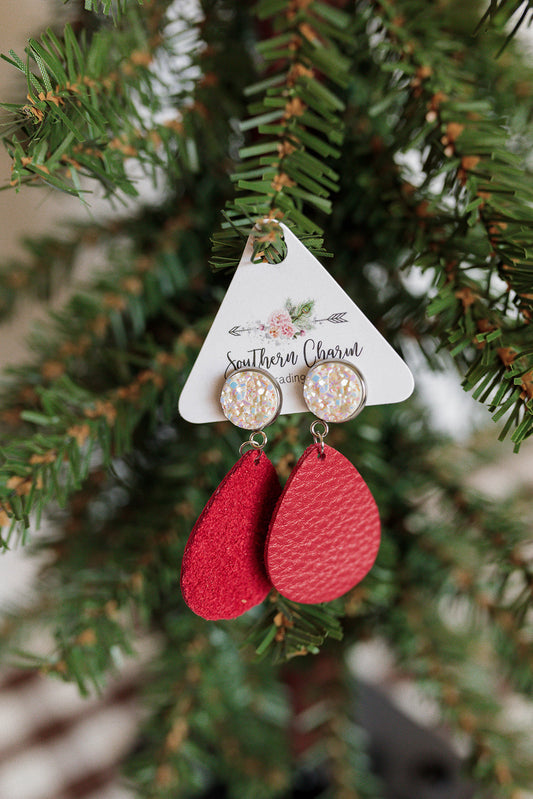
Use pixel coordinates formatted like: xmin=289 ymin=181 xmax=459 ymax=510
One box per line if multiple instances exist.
xmin=181 ymin=449 xmax=280 ymax=620
xmin=265 ymin=444 xmax=380 ymax=604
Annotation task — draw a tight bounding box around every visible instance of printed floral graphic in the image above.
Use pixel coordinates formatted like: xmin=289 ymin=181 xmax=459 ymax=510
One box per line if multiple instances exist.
xmin=227 ymin=299 xmax=348 ymax=340
xmin=265 ymin=300 xmax=314 ymax=339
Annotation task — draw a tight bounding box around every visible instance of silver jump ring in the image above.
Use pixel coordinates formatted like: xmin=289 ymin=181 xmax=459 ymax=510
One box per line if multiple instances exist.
xmin=239 ymin=430 xmax=268 ymax=457
xmin=310 ymin=419 xmax=329 ymax=457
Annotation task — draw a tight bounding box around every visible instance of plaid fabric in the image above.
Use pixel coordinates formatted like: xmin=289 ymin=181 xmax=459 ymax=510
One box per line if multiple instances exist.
xmin=0 ymin=666 xmax=140 ymax=799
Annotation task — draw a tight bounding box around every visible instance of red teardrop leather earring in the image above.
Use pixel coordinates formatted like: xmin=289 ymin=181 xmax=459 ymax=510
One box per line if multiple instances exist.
xmin=265 ymin=360 xmax=380 ymax=604
xmin=181 ymin=368 xmax=282 ymax=620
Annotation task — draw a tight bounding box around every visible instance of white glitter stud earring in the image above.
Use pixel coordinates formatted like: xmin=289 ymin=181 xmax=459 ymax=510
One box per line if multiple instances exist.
xmin=303 ymin=359 xmax=366 ymax=429
xmin=264 ymin=359 xmax=381 ymax=606
xmin=180 ymin=368 xmax=282 ymax=622
xmin=220 ymin=367 xmax=282 ymax=450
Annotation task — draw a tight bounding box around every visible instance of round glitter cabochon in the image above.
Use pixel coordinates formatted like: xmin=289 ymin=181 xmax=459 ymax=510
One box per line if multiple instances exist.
xmin=303 ymin=360 xmax=366 ymax=423
xmin=220 ymin=368 xmax=282 ymax=430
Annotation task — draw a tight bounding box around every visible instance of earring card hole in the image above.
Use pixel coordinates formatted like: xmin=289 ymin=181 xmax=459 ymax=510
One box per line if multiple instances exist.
xmin=251 ymin=221 xmax=286 ymax=265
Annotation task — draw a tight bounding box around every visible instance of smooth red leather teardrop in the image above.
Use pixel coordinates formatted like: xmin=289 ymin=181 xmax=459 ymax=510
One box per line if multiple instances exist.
xmin=181 ymin=449 xmax=280 ymax=620
xmin=265 ymin=444 xmax=380 ymax=604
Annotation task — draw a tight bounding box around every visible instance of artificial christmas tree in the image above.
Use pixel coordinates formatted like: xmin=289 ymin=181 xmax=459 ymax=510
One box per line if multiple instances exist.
xmin=1 ymin=0 xmax=533 ymax=796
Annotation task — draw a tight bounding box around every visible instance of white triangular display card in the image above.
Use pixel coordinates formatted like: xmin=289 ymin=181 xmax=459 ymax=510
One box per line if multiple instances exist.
xmin=179 ymin=224 xmax=414 ymax=424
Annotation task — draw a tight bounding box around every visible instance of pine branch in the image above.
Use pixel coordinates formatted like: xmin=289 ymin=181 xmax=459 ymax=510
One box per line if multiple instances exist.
xmin=250 ymin=592 xmax=344 ymax=663
xmin=0 ymin=0 xmax=201 ymax=199
xmin=348 ymin=402 xmax=533 ymax=695
xmin=0 ymin=203 xmax=216 ymax=542
xmin=336 ymin=412 xmax=533 ymax=791
xmin=0 ymin=349 xmax=186 ymax=544
xmin=405 ymin=468 xmax=533 ymax=695
xmin=387 ymin=599 xmax=533 ymax=795
xmin=476 ymin=0 xmax=533 ymax=52
xmin=73 ymin=0 xmax=141 ymax=18
xmin=355 ymin=419 xmax=533 ymax=791
xmin=0 ymin=233 xmax=83 ymax=323
xmin=367 ymin=1 xmax=533 ymax=447
xmin=0 ymin=3 xmax=251 ymax=316
xmin=331 ymin=406 xmax=533 ymax=704
xmin=0 ymin=0 xmax=257 ymax=542
xmin=210 ymin=0 xmax=354 ymax=270
xmin=0 ymin=218 xmax=155 ymax=325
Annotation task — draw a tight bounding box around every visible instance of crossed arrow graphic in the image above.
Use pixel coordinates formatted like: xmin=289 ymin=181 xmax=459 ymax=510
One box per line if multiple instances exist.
xmin=228 ymin=312 xmax=348 ymax=336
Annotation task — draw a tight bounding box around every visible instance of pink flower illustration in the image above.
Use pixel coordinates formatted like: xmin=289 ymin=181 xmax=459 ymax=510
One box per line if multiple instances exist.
xmin=268 ymin=310 xmax=292 ymax=328
xmin=266 ymin=309 xmax=297 ymax=339
xmin=280 ymin=320 xmax=296 ymax=338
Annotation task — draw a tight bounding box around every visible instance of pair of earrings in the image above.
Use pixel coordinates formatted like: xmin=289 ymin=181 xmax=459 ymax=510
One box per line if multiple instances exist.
xmin=180 ymin=360 xmax=380 ymax=621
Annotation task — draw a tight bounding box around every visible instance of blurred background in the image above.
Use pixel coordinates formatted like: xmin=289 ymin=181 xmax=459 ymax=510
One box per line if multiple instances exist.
xmin=0 ymin=8 xmax=144 ymax=798
xmin=1 ymin=2 xmax=533 ymax=799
